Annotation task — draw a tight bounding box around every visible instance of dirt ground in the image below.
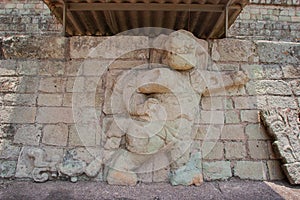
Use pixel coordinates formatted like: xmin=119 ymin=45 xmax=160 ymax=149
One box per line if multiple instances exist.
xmin=0 ymin=178 xmax=299 ymax=200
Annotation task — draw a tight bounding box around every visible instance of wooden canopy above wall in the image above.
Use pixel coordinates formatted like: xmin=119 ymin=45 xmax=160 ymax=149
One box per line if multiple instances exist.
xmin=43 ymin=0 xmax=249 ymax=38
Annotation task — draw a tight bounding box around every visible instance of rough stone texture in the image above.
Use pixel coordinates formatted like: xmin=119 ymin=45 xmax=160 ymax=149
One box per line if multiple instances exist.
xmin=225 ymin=142 xmax=247 ymax=159
xmin=261 ymin=108 xmax=300 ymax=184
xmin=234 ymin=161 xmax=268 ymax=180
xmin=42 ymin=124 xmax=68 ymax=146
xmin=13 ymin=125 xmax=41 ymax=146
xmin=203 ymin=161 xmax=232 ymax=181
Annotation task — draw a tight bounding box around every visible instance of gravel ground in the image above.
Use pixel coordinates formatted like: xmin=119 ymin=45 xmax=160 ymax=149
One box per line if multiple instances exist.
xmin=0 ymin=179 xmax=299 ymax=200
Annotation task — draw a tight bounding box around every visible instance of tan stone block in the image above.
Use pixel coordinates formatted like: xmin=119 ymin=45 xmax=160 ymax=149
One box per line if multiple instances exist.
xmin=37 ymin=94 xmax=63 ymax=106
xmin=65 ymin=60 xmax=82 ymax=77
xmin=38 ymin=61 xmax=65 ymax=76
xmin=16 ymin=61 xmax=38 ymax=75
xmin=2 ymin=36 xmax=66 ymax=59
xmin=66 ymin=77 xmax=85 ymax=93
xmin=234 ymin=161 xmax=267 ymax=180
xmin=0 ymin=106 xmax=36 ymax=123
xmin=3 ymin=94 xmax=36 ymax=106
xmin=18 ymin=77 xmax=39 ymax=93
xmin=212 ymin=39 xmax=256 ymax=62
xmin=245 ymin=124 xmax=270 ymax=140
xmin=39 ymin=77 xmax=65 ymax=93
xmin=266 ymin=96 xmax=298 ymax=109
xmin=282 ymin=65 xmax=300 ymax=78
xmin=201 ymin=97 xmax=225 ymax=110
xmin=225 ymin=110 xmax=240 ymax=123
xmin=203 ymin=141 xmax=224 ymax=160
xmin=240 ymin=110 xmax=260 ymax=123
xmin=0 ymin=77 xmax=19 ymax=92
xmin=0 ymin=60 xmax=17 ymax=76
xmin=0 ymin=139 xmax=21 ymax=160
xmin=248 ymin=141 xmax=269 ymax=159
xmin=70 ymin=36 xmax=149 ymax=60
xmin=195 ymin=125 xmax=222 ymax=140
xmin=225 ymin=142 xmax=246 ymax=159
xmin=200 ymin=110 xmax=224 ymax=124
xmin=267 ymin=160 xmax=285 ymax=180
xmin=248 ymin=80 xmax=292 ymax=95
xmin=14 ymin=125 xmax=41 ymax=146
xmin=69 ymin=123 xmax=100 ymax=147
xmin=36 ymin=107 xmax=73 ymax=123
xmin=203 ymin=161 xmax=232 ymax=180
xmin=234 ymin=96 xmax=258 ymax=109
xmin=221 ymin=125 xmax=245 ymax=140
xmin=42 ymin=123 xmax=68 ymax=146
xmin=241 ymin=64 xmax=265 ymax=80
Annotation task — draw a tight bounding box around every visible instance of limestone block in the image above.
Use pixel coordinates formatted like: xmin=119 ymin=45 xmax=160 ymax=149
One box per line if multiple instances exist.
xmin=0 ymin=160 xmax=17 ymax=178
xmin=203 ymin=142 xmax=224 ymax=160
xmin=263 ymin=64 xmax=283 ymax=79
xmin=0 ymin=139 xmax=20 ymax=160
xmin=199 ymin=111 xmax=224 ymax=124
xmin=255 ymin=41 xmax=299 ymax=64
xmin=221 ymin=125 xmax=245 ymax=140
xmin=289 ymin=80 xmax=300 ymax=96
xmin=234 ymin=161 xmax=267 ymax=180
xmin=0 ymin=124 xmax=16 ymax=138
xmin=225 ymin=142 xmax=246 ymax=159
xmin=282 ymin=65 xmax=300 ymax=79
xmin=203 ymin=161 xmax=232 ymax=181
xmin=36 ymin=107 xmax=73 ymax=123
xmin=267 ymin=160 xmax=285 ymax=181
xmin=70 ymin=36 xmax=149 ymax=59
xmin=38 ymin=61 xmax=65 ymax=76
xmin=234 ymin=96 xmax=258 ymax=109
xmin=266 ymin=96 xmax=298 ymax=109
xmin=248 ymin=141 xmax=269 ymax=159
xmin=225 ymin=110 xmax=240 ymax=123
xmin=69 ymin=123 xmax=100 ymax=147
xmin=241 ymin=110 xmax=260 ymax=123
xmin=245 ymin=124 xmax=270 ymax=140
xmin=2 ymin=36 xmax=66 ymax=59
xmin=0 ymin=106 xmax=36 ymax=123
xmin=37 ymin=94 xmax=63 ymax=106
xmin=212 ymin=39 xmax=256 ymax=62
xmin=248 ymin=80 xmax=292 ymax=95
xmin=106 ymin=169 xmax=138 ymax=186
xmin=194 ymin=125 xmax=222 ymax=140
xmin=241 ymin=64 xmax=265 ymax=80
xmin=39 ymin=77 xmax=65 ymax=93
xmin=18 ymin=77 xmax=39 ymax=93
xmin=42 ymin=124 xmax=68 ymax=146
xmin=3 ymin=93 xmax=36 ymax=106
xmin=282 ymin=162 xmax=300 ymax=184
xmin=170 ymin=152 xmax=203 ymax=186
xmin=14 ymin=125 xmax=41 ymax=146
xmin=0 ymin=60 xmax=17 ymax=76
xmin=0 ymin=77 xmax=19 ymax=92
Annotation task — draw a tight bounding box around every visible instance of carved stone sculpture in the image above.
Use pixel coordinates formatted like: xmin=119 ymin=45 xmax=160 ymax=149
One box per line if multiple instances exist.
xmin=261 ymin=108 xmax=300 ymax=184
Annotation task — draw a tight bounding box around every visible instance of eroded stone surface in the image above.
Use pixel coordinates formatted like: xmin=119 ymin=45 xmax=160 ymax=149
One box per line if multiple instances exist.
xmin=261 ymin=108 xmax=300 ymax=184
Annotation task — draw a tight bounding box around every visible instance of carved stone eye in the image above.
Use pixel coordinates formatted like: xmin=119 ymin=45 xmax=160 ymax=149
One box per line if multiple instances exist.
xmin=272 ymin=120 xmax=285 ymax=132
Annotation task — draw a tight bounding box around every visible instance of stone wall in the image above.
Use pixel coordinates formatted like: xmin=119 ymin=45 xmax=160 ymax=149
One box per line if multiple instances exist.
xmin=0 ymin=35 xmax=299 ymax=182
xmin=0 ymin=0 xmax=61 ymax=36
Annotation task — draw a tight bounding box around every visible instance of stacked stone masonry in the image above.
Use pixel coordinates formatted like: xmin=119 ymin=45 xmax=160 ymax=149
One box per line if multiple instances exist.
xmin=0 ymin=1 xmax=299 ymax=42
xmin=0 ymin=34 xmax=299 ymax=182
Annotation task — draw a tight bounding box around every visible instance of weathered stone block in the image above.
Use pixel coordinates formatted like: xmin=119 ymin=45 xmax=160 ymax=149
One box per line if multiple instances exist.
xmin=212 ymin=39 xmax=256 ymax=62
xmin=70 ymin=36 xmax=149 ymax=59
xmin=42 ymin=123 xmax=68 ymax=146
xmin=39 ymin=77 xmax=66 ymax=93
xmin=234 ymin=161 xmax=267 ymax=180
xmin=0 ymin=160 xmax=16 ymax=178
xmin=36 ymin=107 xmax=73 ymax=123
xmin=0 ymin=60 xmax=17 ymax=76
xmin=225 ymin=110 xmax=240 ymax=123
xmin=248 ymin=141 xmax=269 ymax=159
xmin=282 ymin=65 xmax=300 ymax=78
xmin=203 ymin=161 xmax=232 ymax=180
xmin=14 ymin=125 xmax=41 ymax=146
xmin=221 ymin=125 xmax=245 ymax=140
xmin=38 ymin=61 xmax=65 ymax=76
xmin=199 ymin=111 xmax=224 ymax=124
xmin=0 ymin=139 xmax=20 ymax=160
xmin=3 ymin=93 xmax=36 ymax=106
xmin=18 ymin=77 xmax=39 ymax=93
xmin=0 ymin=77 xmax=19 ymax=92
xmin=203 ymin=142 xmax=224 ymax=160
xmin=267 ymin=160 xmax=285 ymax=180
xmin=38 ymin=94 xmax=63 ymax=106
xmin=256 ymin=41 xmax=299 ymax=64
xmin=263 ymin=64 xmax=283 ymax=79
xmin=2 ymin=36 xmax=66 ymax=59
xmin=241 ymin=64 xmax=265 ymax=80
xmin=245 ymin=124 xmax=270 ymax=140
xmin=266 ymin=96 xmax=298 ymax=109
xmin=240 ymin=110 xmax=259 ymax=123
xmin=0 ymin=106 xmax=36 ymax=123
xmin=195 ymin=125 xmax=222 ymax=140
xmin=289 ymin=80 xmax=300 ymax=96
xmin=248 ymin=80 xmax=292 ymax=95
xmin=225 ymin=142 xmax=246 ymax=159
xmin=234 ymin=96 xmax=258 ymax=109
xmin=69 ymin=123 xmax=100 ymax=147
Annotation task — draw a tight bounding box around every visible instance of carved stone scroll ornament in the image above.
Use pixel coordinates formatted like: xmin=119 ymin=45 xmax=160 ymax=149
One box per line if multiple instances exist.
xmin=260 ymin=108 xmax=300 ymax=184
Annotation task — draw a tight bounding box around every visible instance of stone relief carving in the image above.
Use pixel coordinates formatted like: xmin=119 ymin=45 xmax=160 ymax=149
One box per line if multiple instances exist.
xmin=14 ymin=30 xmax=249 ymax=185
xmin=260 ymin=108 xmax=300 ymax=184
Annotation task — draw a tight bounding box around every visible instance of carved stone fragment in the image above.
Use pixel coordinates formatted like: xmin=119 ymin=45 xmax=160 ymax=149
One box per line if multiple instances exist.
xmin=261 ymin=108 xmax=300 ymax=184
